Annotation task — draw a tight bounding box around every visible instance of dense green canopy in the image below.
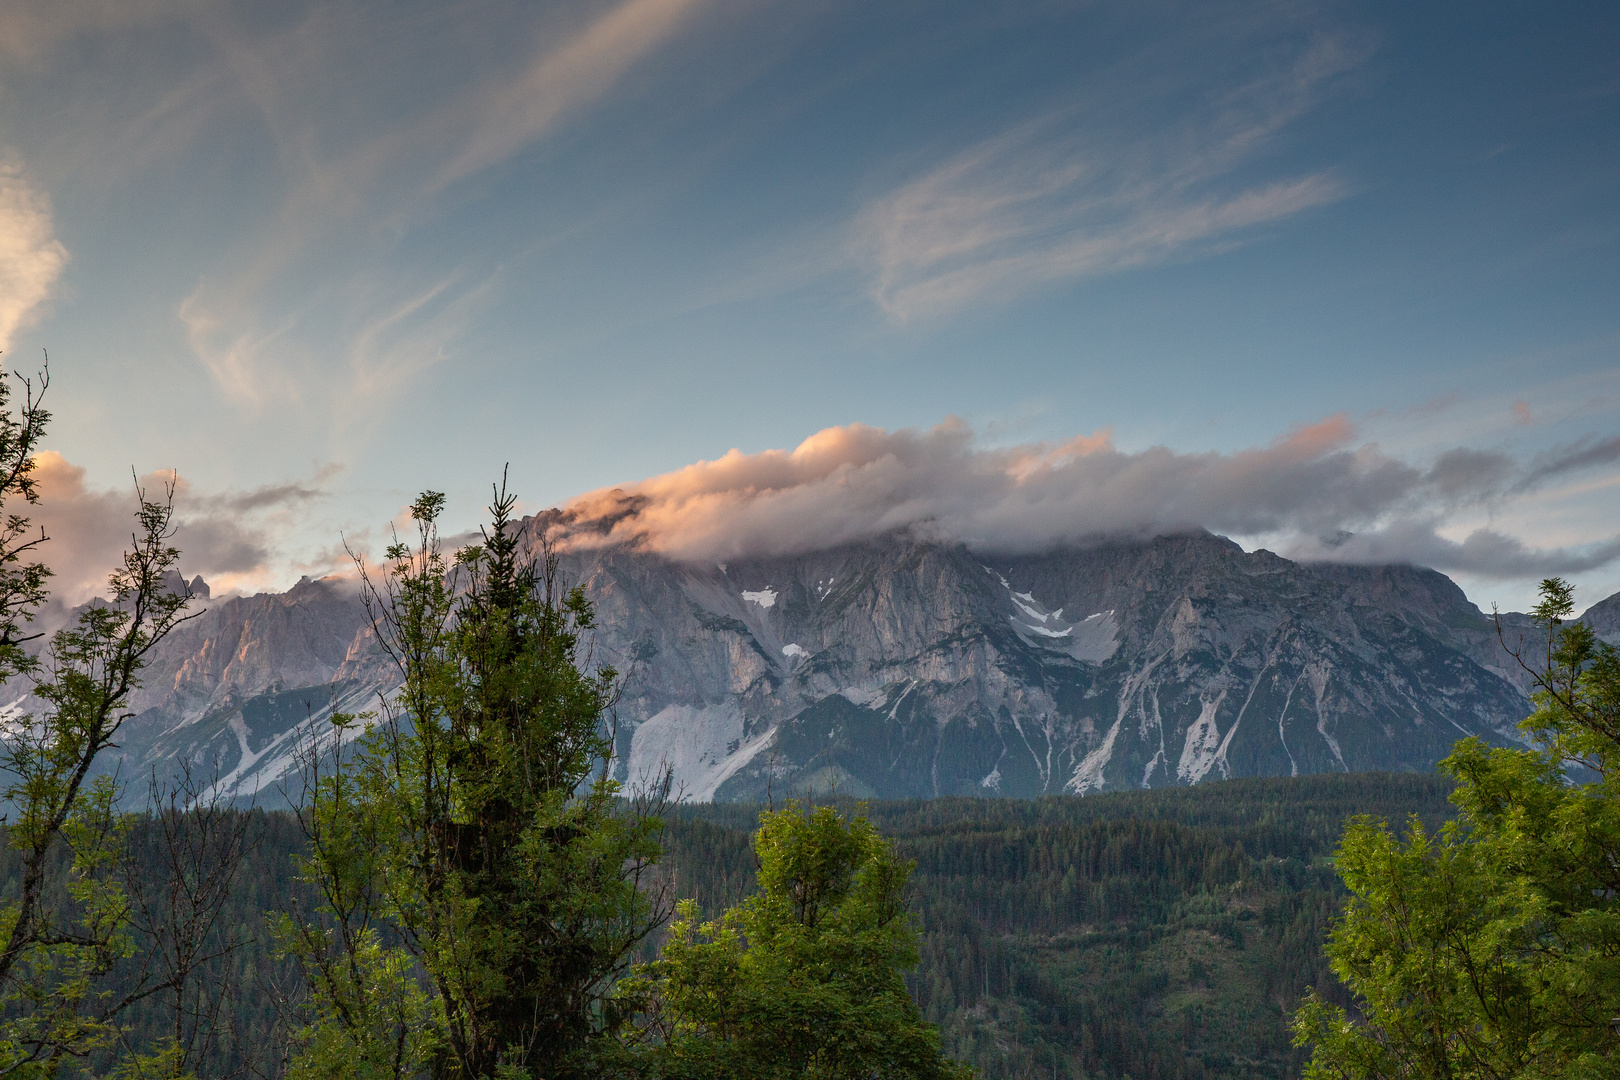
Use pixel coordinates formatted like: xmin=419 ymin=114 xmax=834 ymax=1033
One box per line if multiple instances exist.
xmin=623 ymin=802 xmax=972 ymax=1079
xmin=1296 ymin=579 xmax=1620 ymax=1079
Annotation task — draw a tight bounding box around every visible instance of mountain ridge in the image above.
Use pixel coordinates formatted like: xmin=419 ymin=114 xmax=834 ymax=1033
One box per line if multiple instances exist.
xmin=566 ymin=530 xmax=1541 ymax=802
xmin=8 ymin=529 xmax=1607 ymax=808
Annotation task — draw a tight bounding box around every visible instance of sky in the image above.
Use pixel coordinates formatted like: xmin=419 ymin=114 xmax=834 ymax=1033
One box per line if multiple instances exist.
xmin=1 ymin=0 xmax=1617 ymax=612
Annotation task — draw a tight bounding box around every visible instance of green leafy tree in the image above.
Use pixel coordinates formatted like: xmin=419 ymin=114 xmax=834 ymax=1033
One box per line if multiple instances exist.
xmin=1294 ymin=577 xmax=1620 ymax=1080
xmin=624 ymin=802 xmax=974 ymax=1080
xmin=0 ymin=364 xmax=200 ymax=1078
xmin=279 ymin=483 xmax=669 ymax=1080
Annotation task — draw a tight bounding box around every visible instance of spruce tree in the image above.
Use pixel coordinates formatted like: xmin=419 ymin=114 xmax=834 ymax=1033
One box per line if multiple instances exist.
xmin=281 ymin=482 xmax=667 ymax=1080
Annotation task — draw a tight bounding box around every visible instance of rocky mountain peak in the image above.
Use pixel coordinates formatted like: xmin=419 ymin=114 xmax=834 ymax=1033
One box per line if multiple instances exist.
xmin=32 ymin=530 xmax=1611 ymax=809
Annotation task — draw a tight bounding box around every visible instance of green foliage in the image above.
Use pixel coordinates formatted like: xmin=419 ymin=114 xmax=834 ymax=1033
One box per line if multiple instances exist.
xmin=0 ymin=777 xmax=133 ymax=1079
xmin=0 ymin=367 xmax=50 ymax=680
xmin=663 ymin=774 xmax=1457 ymax=1080
xmin=1295 ymin=578 xmax=1620 ymax=1079
xmin=106 ymin=778 xmax=269 ymax=1080
xmin=279 ymin=483 xmax=668 ymax=1080
xmin=0 ymin=805 xmax=301 ymax=1080
xmin=625 ymin=802 xmax=972 ymax=1080
xmin=38 ymin=772 xmax=1457 ymax=1080
xmin=0 ymin=360 xmax=200 ymax=1079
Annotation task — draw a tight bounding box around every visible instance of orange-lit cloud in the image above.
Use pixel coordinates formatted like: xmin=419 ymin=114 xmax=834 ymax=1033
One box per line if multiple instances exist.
xmin=547 ymin=417 xmax=1620 ymax=580
xmin=24 ymin=451 xmax=335 ymax=603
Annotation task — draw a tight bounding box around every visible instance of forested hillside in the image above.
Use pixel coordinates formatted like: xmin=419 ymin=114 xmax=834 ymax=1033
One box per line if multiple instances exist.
xmin=3 ymin=772 xmax=1457 ymax=1080
xmin=664 ymin=773 xmax=1458 ymax=1079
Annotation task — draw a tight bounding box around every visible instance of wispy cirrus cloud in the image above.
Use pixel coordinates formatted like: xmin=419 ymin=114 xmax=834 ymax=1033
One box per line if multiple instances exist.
xmin=0 ymin=0 xmax=185 ymax=65
xmin=1513 ymin=434 xmax=1620 ymax=493
xmin=433 ymin=0 xmax=710 ymax=191
xmin=0 ymin=156 xmax=68 ymax=354
xmin=157 ymin=0 xmax=714 ymax=407
xmin=176 ymin=295 xmax=298 ymax=409
xmin=555 ymin=414 xmax=1620 ymax=581
xmin=858 ymin=31 xmax=1368 ymax=320
xmin=343 ymin=270 xmax=504 ymax=405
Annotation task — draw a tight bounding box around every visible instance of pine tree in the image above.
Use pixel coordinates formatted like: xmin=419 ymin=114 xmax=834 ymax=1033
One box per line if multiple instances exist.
xmin=280 ymin=481 xmax=668 ymax=1080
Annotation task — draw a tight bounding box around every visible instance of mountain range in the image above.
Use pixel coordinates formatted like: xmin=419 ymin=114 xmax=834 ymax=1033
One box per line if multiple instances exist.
xmin=13 ymin=528 xmax=1614 ymax=808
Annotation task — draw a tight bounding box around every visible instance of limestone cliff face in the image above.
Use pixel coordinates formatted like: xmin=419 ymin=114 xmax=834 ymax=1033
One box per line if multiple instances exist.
xmin=131 ymin=576 xmax=379 ymax=714
xmin=24 ymin=576 xmax=388 ymax=806
xmin=1581 ymin=591 xmax=1620 ymax=643
xmin=564 ymin=532 xmax=1537 ymax=802
xmin=27 ymin=531 xmax=1592 ymax=808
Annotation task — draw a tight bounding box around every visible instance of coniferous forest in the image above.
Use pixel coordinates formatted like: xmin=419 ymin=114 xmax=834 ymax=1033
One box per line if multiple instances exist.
xmin=3 ymin=772 xmax=1458 ymax=1080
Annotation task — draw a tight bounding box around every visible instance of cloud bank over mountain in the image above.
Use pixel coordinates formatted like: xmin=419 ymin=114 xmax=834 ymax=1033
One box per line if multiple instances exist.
xmin=26 ymin=451 xmax=336 ymax=602
xmin=558 ymin=418 xmax=1620 ymax=580
xmin=19 ymin=415 xmax=1620 ymax=608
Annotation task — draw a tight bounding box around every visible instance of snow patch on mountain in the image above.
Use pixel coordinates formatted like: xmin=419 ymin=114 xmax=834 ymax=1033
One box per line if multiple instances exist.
xmin=1069 ymin=716 xmax=1121 ymax=794
xmin=0 ymin=696 xmax=31 ymax=740
xmin=624 ymin=701 xmax=772 ymax=803
xmin=887 ymin=680 xmax=917 ymax=720
xmin=1011 ymin=593 xmax=1047 ymax=622
xmin=985 ymin=571 xmax=1120 ymax=663
xmin=782 ymin=643 xmax=807 ymax=658
xmin=1177 ymin=696 xmax=1226 ymax=784
xmin=741 ymin=588 xmax=777 ymax=609
xmin=200 ymin=683 xmax=378 ymax=805
xmin=1013 ymin=618 xmax=1073 ymax=639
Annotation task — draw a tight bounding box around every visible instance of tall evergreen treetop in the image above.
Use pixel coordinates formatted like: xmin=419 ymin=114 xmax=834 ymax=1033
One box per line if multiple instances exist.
xmin=280 ymin=482 xmax=668 ymax=1080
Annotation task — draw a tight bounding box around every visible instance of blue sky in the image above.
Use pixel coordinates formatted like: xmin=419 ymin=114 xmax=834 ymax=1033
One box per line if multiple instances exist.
xmin=1 ymin=0 xmax=1617 ymax=610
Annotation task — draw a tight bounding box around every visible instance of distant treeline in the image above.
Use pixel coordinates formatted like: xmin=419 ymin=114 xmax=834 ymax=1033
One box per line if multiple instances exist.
xmin=665 ymin=772 xmax=1458 ymax=1080
xmin=3 ymin=771 xmax=1458 ymax=1080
